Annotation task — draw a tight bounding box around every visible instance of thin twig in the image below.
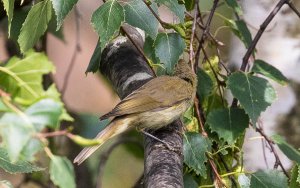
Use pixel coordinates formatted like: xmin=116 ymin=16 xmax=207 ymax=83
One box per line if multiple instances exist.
xmin=61 ymin=6 xmax=81 ymax=97
xmin=194 ymin=97 xmax=207 ymax=136
xmin=189 ymin=0 xmax=199 ymax=71
xmin=120 ymin=27 xmax=156 ymax=76
xmin=208 ymin=158 xmax=227 ymax=188
xmin=190 ymin=1 xmax=226 ymax=186
xmin=256 ymin=127 xmax=290 ymax=178
xmin=287 ymin=1 xmax=300 ymax=18
xmin=37 ymin=129 xmax=69 ymax=138
xmin=240 ymin=0 xmax=289 ymax=71
xmin=232 ymin=0 xmax=290 ymax=107
xmin=142 ymin=0 xmax=167 ymax=27
xmin=259 ymin=120 xmax=270 ymax=169
xmin=96 ymin=138 xmax=143 ymax=188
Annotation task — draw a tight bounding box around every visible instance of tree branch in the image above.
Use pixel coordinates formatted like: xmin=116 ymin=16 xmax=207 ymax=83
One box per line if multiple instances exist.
xmin=61 ymin=6 xmax=81 ymax=97
xmin=99 ymin=29 xmax=184 ymax=187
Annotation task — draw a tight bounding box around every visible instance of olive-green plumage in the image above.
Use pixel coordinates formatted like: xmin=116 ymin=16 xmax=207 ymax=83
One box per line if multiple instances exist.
xmin=74 ymin=60 xmax=197 ymax=165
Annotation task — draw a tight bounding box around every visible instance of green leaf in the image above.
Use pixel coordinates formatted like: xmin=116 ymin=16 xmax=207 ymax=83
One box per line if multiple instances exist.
xmin=225 ymin=20 xmax=252 ymax=48
xmin=0 ymin=180 xmax=13 ymax=188
xmin=26 ymin=99 xmax=63 ymax=130
xmin=197 ymin=68 xmax=213 ymax=102
xmin=290 ymin=164 xmax=300 ymax=188
xmin=0 ymin=113 xmax=34 ymax=162
xmin=203 ymin=93 xmax=225 ymax=114
xmin=155 ymin=0 xmax=186 ymax=23
xmin=144 ymin=36 xmax=159 ymax=64
xmin=184 ymin=0 xmax=195 ymax=11
xmin=18 ymin=0 xmax=52 ymax=53
xmin=238 ymin=174 xmax=250 ymax=188
xmin=227 ymin=72 xmax=276 ymax=125
xmin=183 ymin=132 xmax=211 ymax=177
xmin=252 ymin=60 xmax=288 ymax=86
xmin=10 ymin=7 xmax=30 ymax=42
xmin=20 ymin=138 xmax=43 ymax=162
xmin=225 ymin=0 xmax=242 ymax=15
xmin=2 ymin=0 xmax=15 ymax=36
xmin=44 ymin=84 xmax=73 ymax=121
xmin=50 ymin=0 xmax=78 ymax=30
xmin=50 ymin=155 xmax=76 ymax=188
xmin=271 ymin=135 xmax=300 ymax=164
xmin=47 ymin=12 xmax=65 ymax=41
xmin=0 ymin=51 xmax=54 ymax=105
xmin=183 ymin=174 xmax=198 ymax=188
xmin=0 ymin=147 xmax=43 ymax=174
xmin=250 ymin=170 xmax=288 ymax=188
xmin=85 ymin=39 xmax=101 ymax=74
xmin=91 ymin=0 xmax=124 ymax=49
xmin=207 ymin=108 xmax=249 ymax=144
xmin=154 ymin=32 xmax=185 ymax=72
xmin=0 ymin=99 xmax=10 ymax=112
xmin=124 ymin=0 xmax=159 ymax=39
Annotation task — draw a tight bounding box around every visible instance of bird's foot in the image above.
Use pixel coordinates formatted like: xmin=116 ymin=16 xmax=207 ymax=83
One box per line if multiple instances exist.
xmin=141 ymin=130 xmax=182 ymax=155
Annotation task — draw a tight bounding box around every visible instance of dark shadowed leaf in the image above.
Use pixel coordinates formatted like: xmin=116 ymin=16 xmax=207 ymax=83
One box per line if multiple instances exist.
xmin=184 ymin=0 xmax=195 ymax=11
xmin=10 ymin=7 xmax=29 ymax=42
xmin=197 ymin=68 xmax=213 ymax=102
xmin=183 ymin=174 xmax=198 ymax=188
xmin=86 ymin=39 xmax=101 ymax=74
xmin=225 ymin=19 xmax=252 ymax=49
xmin=227 ymin=72 xmax=276 ymax=125
xmin=225 ymin=0 xmax=242 ymax=15
xmin=144 ymin=36 xmax=159 ymax=64
xmin=207 ymin=108 xmax=249 ymax=144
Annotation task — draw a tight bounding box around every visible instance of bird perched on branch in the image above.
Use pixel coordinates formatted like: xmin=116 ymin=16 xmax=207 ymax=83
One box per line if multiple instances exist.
xmin=74 ymin=60 xmax=197 ymax=165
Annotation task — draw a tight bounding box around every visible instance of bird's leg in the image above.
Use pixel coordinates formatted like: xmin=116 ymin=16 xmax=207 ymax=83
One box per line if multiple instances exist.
xmin=140 ymin=130 xmax=180 ymax=153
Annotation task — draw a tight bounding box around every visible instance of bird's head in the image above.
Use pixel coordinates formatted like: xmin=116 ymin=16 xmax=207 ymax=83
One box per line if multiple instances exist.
xmin=173 ymin=60 xmax=197 ymax=90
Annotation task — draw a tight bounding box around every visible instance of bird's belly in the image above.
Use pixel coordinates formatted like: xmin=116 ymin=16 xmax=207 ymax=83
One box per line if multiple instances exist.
xmin=135 ymin=102 xmax=190 ymax=130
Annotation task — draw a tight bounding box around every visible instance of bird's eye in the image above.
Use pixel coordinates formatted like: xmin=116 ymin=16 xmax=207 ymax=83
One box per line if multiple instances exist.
xmin=182 ymin=77 xmax=193 ymax=85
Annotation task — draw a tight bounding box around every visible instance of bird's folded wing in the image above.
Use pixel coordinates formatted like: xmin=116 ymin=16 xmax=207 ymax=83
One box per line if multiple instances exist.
xmin=100 ymin=76 xmax=190 ymax=120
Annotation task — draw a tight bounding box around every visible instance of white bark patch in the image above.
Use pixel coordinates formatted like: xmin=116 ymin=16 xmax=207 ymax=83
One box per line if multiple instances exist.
xmin=122 ymin=72 xmax=152 ymax=91
xmin=106 ymin=37 xmax=128 ymax=60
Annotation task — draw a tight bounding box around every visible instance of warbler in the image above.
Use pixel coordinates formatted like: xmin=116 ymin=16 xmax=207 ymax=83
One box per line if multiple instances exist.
xmin=74 ymin=60 xmax=197 ymax=165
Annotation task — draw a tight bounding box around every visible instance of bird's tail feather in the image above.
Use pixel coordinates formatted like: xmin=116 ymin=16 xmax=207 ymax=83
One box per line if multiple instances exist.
xmin=73 ymin=117 xmax=132 ymax=165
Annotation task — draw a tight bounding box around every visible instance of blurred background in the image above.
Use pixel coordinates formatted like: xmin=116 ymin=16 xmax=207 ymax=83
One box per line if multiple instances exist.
xmin=0 ymin=0 xmax=300 ymax=187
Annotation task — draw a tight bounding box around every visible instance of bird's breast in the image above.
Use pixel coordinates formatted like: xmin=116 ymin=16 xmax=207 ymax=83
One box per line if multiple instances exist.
xmin=133 ymin=100 xmax=191 ymax=130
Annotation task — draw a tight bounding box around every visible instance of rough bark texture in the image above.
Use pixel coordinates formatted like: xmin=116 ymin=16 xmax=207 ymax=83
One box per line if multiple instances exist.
xmin=99 ymin=29 xmax=183 ymax=187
